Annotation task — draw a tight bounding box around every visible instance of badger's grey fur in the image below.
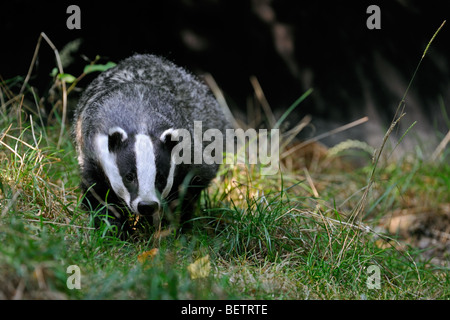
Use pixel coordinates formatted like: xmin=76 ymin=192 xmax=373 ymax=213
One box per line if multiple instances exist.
xmin=73 ymin=54 xmax=229 ymax=229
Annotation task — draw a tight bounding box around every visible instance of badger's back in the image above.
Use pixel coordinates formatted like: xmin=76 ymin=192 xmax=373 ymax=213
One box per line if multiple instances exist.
xmin=75 ymin=54 xmax=227 ymax=143
xmin=75 ymin=54 xmax=229 ymax=164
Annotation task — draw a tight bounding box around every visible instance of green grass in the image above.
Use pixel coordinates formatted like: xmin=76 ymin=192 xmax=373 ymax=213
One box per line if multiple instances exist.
xmin=0 ymin=92 xmax=448 ymax=299
xmin=1 ymin=26 xmax=449 ymax=299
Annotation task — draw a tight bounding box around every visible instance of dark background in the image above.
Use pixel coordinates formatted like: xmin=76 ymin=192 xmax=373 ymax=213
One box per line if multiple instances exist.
xmin=1 ymin=0 xmax=449 ymax=150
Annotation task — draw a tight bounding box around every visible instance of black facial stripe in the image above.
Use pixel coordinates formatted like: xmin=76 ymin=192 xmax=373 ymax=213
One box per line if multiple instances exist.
xmin=154 ymin=139 xmax=171 ymax=196
xmin=113 ymin=134 xmax=139 ymax=202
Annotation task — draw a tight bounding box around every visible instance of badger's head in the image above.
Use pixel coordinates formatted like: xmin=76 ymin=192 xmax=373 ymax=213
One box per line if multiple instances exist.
xmin=93 ymin=126 xmax=178 ymax=224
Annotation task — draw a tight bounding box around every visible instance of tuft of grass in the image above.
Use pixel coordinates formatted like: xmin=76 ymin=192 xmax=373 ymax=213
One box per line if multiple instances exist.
xmin=198 ymin=159 xmax=449 ymax=299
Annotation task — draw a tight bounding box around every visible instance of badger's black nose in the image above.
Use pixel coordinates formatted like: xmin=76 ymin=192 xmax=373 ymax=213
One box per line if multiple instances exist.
xmin=137 ymin=201 xmax=159 ymax=216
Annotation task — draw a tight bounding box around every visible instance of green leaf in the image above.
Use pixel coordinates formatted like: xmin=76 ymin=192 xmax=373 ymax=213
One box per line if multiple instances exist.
xmin=83 ymin=62 xmax=117 ymax=74
xmin=57 ymin=73 xmax=77 ymax=83
xmin=50 ymin=68 xmax=58 ymax=77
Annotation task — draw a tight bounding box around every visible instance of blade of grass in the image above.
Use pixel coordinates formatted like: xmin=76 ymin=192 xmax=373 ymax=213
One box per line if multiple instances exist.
xmin=250 ymin=76 xmax=276 ymax=128
xmin=274 ymin=88 xmax=314 ymax=130
xmin=431 ymin=129 xmax=450 ymax=161
xmin=354 ymin=20 xmax=446 ymax=223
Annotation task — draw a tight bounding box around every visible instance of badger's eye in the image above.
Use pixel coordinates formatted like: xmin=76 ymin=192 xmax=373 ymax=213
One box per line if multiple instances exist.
xmin=125 ymin=172 xmax=136 ymax=183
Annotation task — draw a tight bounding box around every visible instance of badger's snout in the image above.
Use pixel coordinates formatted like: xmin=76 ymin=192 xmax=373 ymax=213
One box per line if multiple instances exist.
xmin=137 ymin=201 xmax=159 ymax=216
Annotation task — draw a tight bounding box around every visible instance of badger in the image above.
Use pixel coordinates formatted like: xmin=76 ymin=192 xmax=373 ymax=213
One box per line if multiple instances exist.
xmin=73 ymin=54 xmax=229 ymax=230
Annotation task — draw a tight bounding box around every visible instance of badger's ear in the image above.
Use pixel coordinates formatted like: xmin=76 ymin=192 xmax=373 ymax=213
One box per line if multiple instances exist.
xmin=160 ymin=128 xmax=180 ymax=150
xmin=108 ymin=127 xmax=128 ymax=152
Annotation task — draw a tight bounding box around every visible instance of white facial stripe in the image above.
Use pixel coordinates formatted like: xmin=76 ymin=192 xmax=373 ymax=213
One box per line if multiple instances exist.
xmin=161 ymin=155 xmax=176 ymax=199
xmin=94 ymin=134 xmax=131 ymax=207
xmin=132 ymin=134 xmax=159 ymax=212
